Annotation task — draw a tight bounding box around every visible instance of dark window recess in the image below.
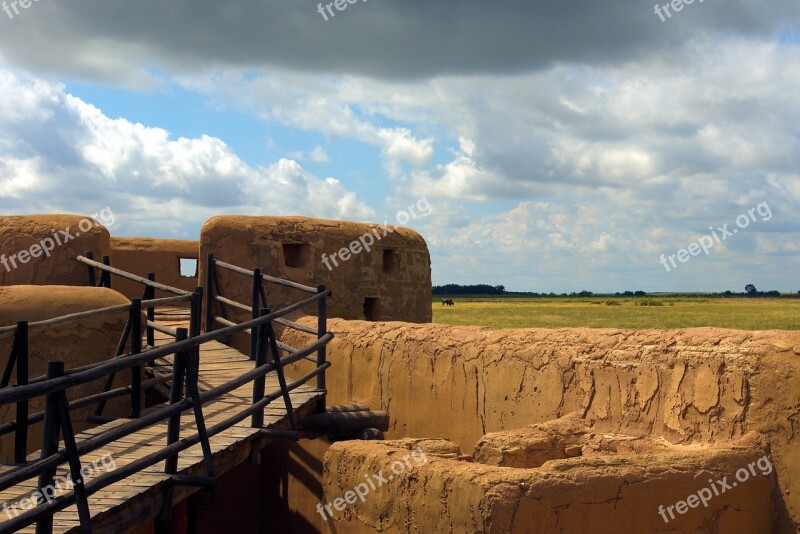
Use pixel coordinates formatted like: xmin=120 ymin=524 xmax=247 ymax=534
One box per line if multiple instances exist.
xmin=179 ymin=258 xmax=198 ymax=278
xmin=383 ymin=249 xmax=399 ymax=273
xmin=363 ymin=298 xmax=378 ymax=321
xmin=283 ymin=243 xmax=310 ymax=268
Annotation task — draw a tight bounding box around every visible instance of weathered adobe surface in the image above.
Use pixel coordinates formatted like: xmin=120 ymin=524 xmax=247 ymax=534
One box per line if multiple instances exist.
xmin=283 ymin=319 xmax=800 ymax=528
xmin=110 ymin=237 xmax=199 ymax=299
xmin=322 ymin=430 xmax=780 ymax=533
xmin=199 ymin=216 xmax=432 ymax=326
xmin=0 ymin=215 xmax=111 ymax=286
xmin=473 ymin=411 xmax=776 ymax=470
xmin=0 ymin=286 xmax=130 ymax=463
xmin=474 ymin=411 xmax=607 ymax=468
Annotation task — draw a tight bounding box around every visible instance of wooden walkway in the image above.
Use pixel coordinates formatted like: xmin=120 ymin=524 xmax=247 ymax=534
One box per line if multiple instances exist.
xmin=0 ymin=310 xmax=322 ymax=533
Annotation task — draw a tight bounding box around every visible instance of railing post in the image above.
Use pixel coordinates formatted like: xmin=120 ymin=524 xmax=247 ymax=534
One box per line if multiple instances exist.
xmin=145 ymin=273 xmax=156 ymax=348
xmin=0 ymin=329 xmax=17 ymax=389
xmin=93 ymin=313 xmax=132 ymax=418
xmin=130 ymin=299 xmax=142 ymax=418
xmin=249 ymin=268 xmax=262 ymax=361
xmin=190 ymin=288 xmax=203 ymax=339
xmin=165 ymin=329 xmax=188 ymax=475
xmin=204 ymin=254 xmax=215 ymax=333
xmin=184 ymin=335 xmax=215 ymax=478
xmin=13 ymin=321 xmax=28 ymax=465
xmin=251 ymin=309 xmax=270 ymax=428
xmin=316 ymin=285 xmax=327 ymax=414
xmin=101 ymin=256 xmax=112 ymax=289
xmin=36 ymin=361 xmax=62 ymax=534
xmin=259 ymin=274 xmax=268 ymax=310
xmin=85 ymin=251 xmax=96 ymax=287
xmin=266 ymin=318 xmax=297 ymax=430
xmin=53 ymin=368 xmax=92 ymax=532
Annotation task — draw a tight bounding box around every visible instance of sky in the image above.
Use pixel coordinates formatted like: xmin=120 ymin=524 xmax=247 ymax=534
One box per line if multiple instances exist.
xmin=0 ymin=1 xmax=798 ymax=293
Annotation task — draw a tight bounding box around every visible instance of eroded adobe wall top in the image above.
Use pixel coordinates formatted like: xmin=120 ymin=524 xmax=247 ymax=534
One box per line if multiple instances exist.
xmin=111 ymin=237 xmax=198 ymax=255
xmin=323 ymin=433 xmax=780 ymax=533
xmin=0 ymin=285 xmax=128 ymax=325
xmin=284 ymin=319 xmax=800 ymax=525
xmin=202 ymin=215 xmax=428 ymax=245
xmin=0 ymin=286 xmax=130 ymax=462
xmin=0 ymin=215 xmax=111 ymax=286
xmin=200 ymin=215 xmax=431 ymax=324
xmin=110 ymin=237 xmax=199 ymax=299
xmin=286 ymin=320 xmax=800 ymax=447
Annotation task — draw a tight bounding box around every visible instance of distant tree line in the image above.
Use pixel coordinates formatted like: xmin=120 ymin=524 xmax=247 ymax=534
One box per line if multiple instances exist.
xmin=433 ymin=283 xmax=797 ymax=298
xmin=432 ymin=284 xmax=506 ymax=295
xmin=721 ymin=284 xmax=782 ymax=298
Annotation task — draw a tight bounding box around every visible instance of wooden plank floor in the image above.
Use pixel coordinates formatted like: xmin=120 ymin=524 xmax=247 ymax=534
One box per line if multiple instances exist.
xmin=0 ymin=309 xmax=323 ymax=533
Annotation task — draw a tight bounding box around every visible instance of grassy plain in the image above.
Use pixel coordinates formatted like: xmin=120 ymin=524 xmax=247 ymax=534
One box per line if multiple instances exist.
xmin=431 ymin=296 xmax=800 ymax=330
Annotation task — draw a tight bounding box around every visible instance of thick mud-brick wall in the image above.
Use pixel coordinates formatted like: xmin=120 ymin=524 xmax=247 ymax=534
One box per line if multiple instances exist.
xmin=0 ymin=215 xmax=111 ymax=286
xmin=283 ymin=320 xmax=800 ymax=529
xmin=0 ymin=286 xmax=131 ymax=463
xmin=110 ymin=237 xmax=199 ymax=299
xmin=199 ymin=216 xmax=431 ymax=324
xmin=323 ymin=436 xmax=779 ymax=533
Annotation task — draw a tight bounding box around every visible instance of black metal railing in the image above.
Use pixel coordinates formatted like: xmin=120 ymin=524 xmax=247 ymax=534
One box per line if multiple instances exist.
xmin=78 ymin=252 xmax=193 ymax=350
xmin=77 ymin=253 xmax=195 ymax=422
xmin=204 ymin=254 xmax=328 ymax=414
xmin=0 ymin=258 xmax=331 ymax=533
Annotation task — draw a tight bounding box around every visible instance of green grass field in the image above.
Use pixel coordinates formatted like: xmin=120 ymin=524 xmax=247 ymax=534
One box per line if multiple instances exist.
xmin=432 ymin=297 xmax=800 ymax=330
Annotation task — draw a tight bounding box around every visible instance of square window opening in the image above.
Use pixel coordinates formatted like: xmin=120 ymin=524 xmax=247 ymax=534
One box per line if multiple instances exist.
xmin=179 ymin=258 xmax=198 ymax=278
xmin=283 ymin=243 xmax=310 ymax=268
xmin=363 ymin=297 xmax=378 ymax=321
xmin=383 ymin=249 xmax=399 ymax=274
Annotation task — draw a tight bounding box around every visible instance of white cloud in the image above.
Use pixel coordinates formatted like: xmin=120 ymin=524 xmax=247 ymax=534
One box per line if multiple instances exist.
xmin=408 ymin=146 xmax=503 ymax=201
xmin=178 ymin=70 xmax=436 ymax=176
xmin=123 ymin=37 xmax=800 ymax=290
xmin=0 ymin=68 xmax=375 ymax=236
xmin=2 ymin=28 xmax=800 ymax=291
xmin=286 ymin=145 xmax=329 ymax=162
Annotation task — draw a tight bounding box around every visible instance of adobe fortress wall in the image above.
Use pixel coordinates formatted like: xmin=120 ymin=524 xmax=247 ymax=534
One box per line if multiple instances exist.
xmin=199 ymin=216 xmax=432 ymax=324
xmin=323 ymin=432 xmax=778 ymax=533
xmin=0 ymin=215 xmax=111 ymax=287
xmin=284 ymin=320 xmax=800 ymax=530
xmin=110 ymin=237 xmax=199 ymax=299
xmin=0 ymin=286 xmax=131 ymax=463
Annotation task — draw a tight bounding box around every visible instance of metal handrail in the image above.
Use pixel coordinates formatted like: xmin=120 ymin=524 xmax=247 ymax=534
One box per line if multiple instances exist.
xmin=214 ymin=260 xmax=318 ymax=294
xmin=77 ymin=255 xmax=192 ymax=296
xmin=0 ymin=259 xmax=332 ymax=533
